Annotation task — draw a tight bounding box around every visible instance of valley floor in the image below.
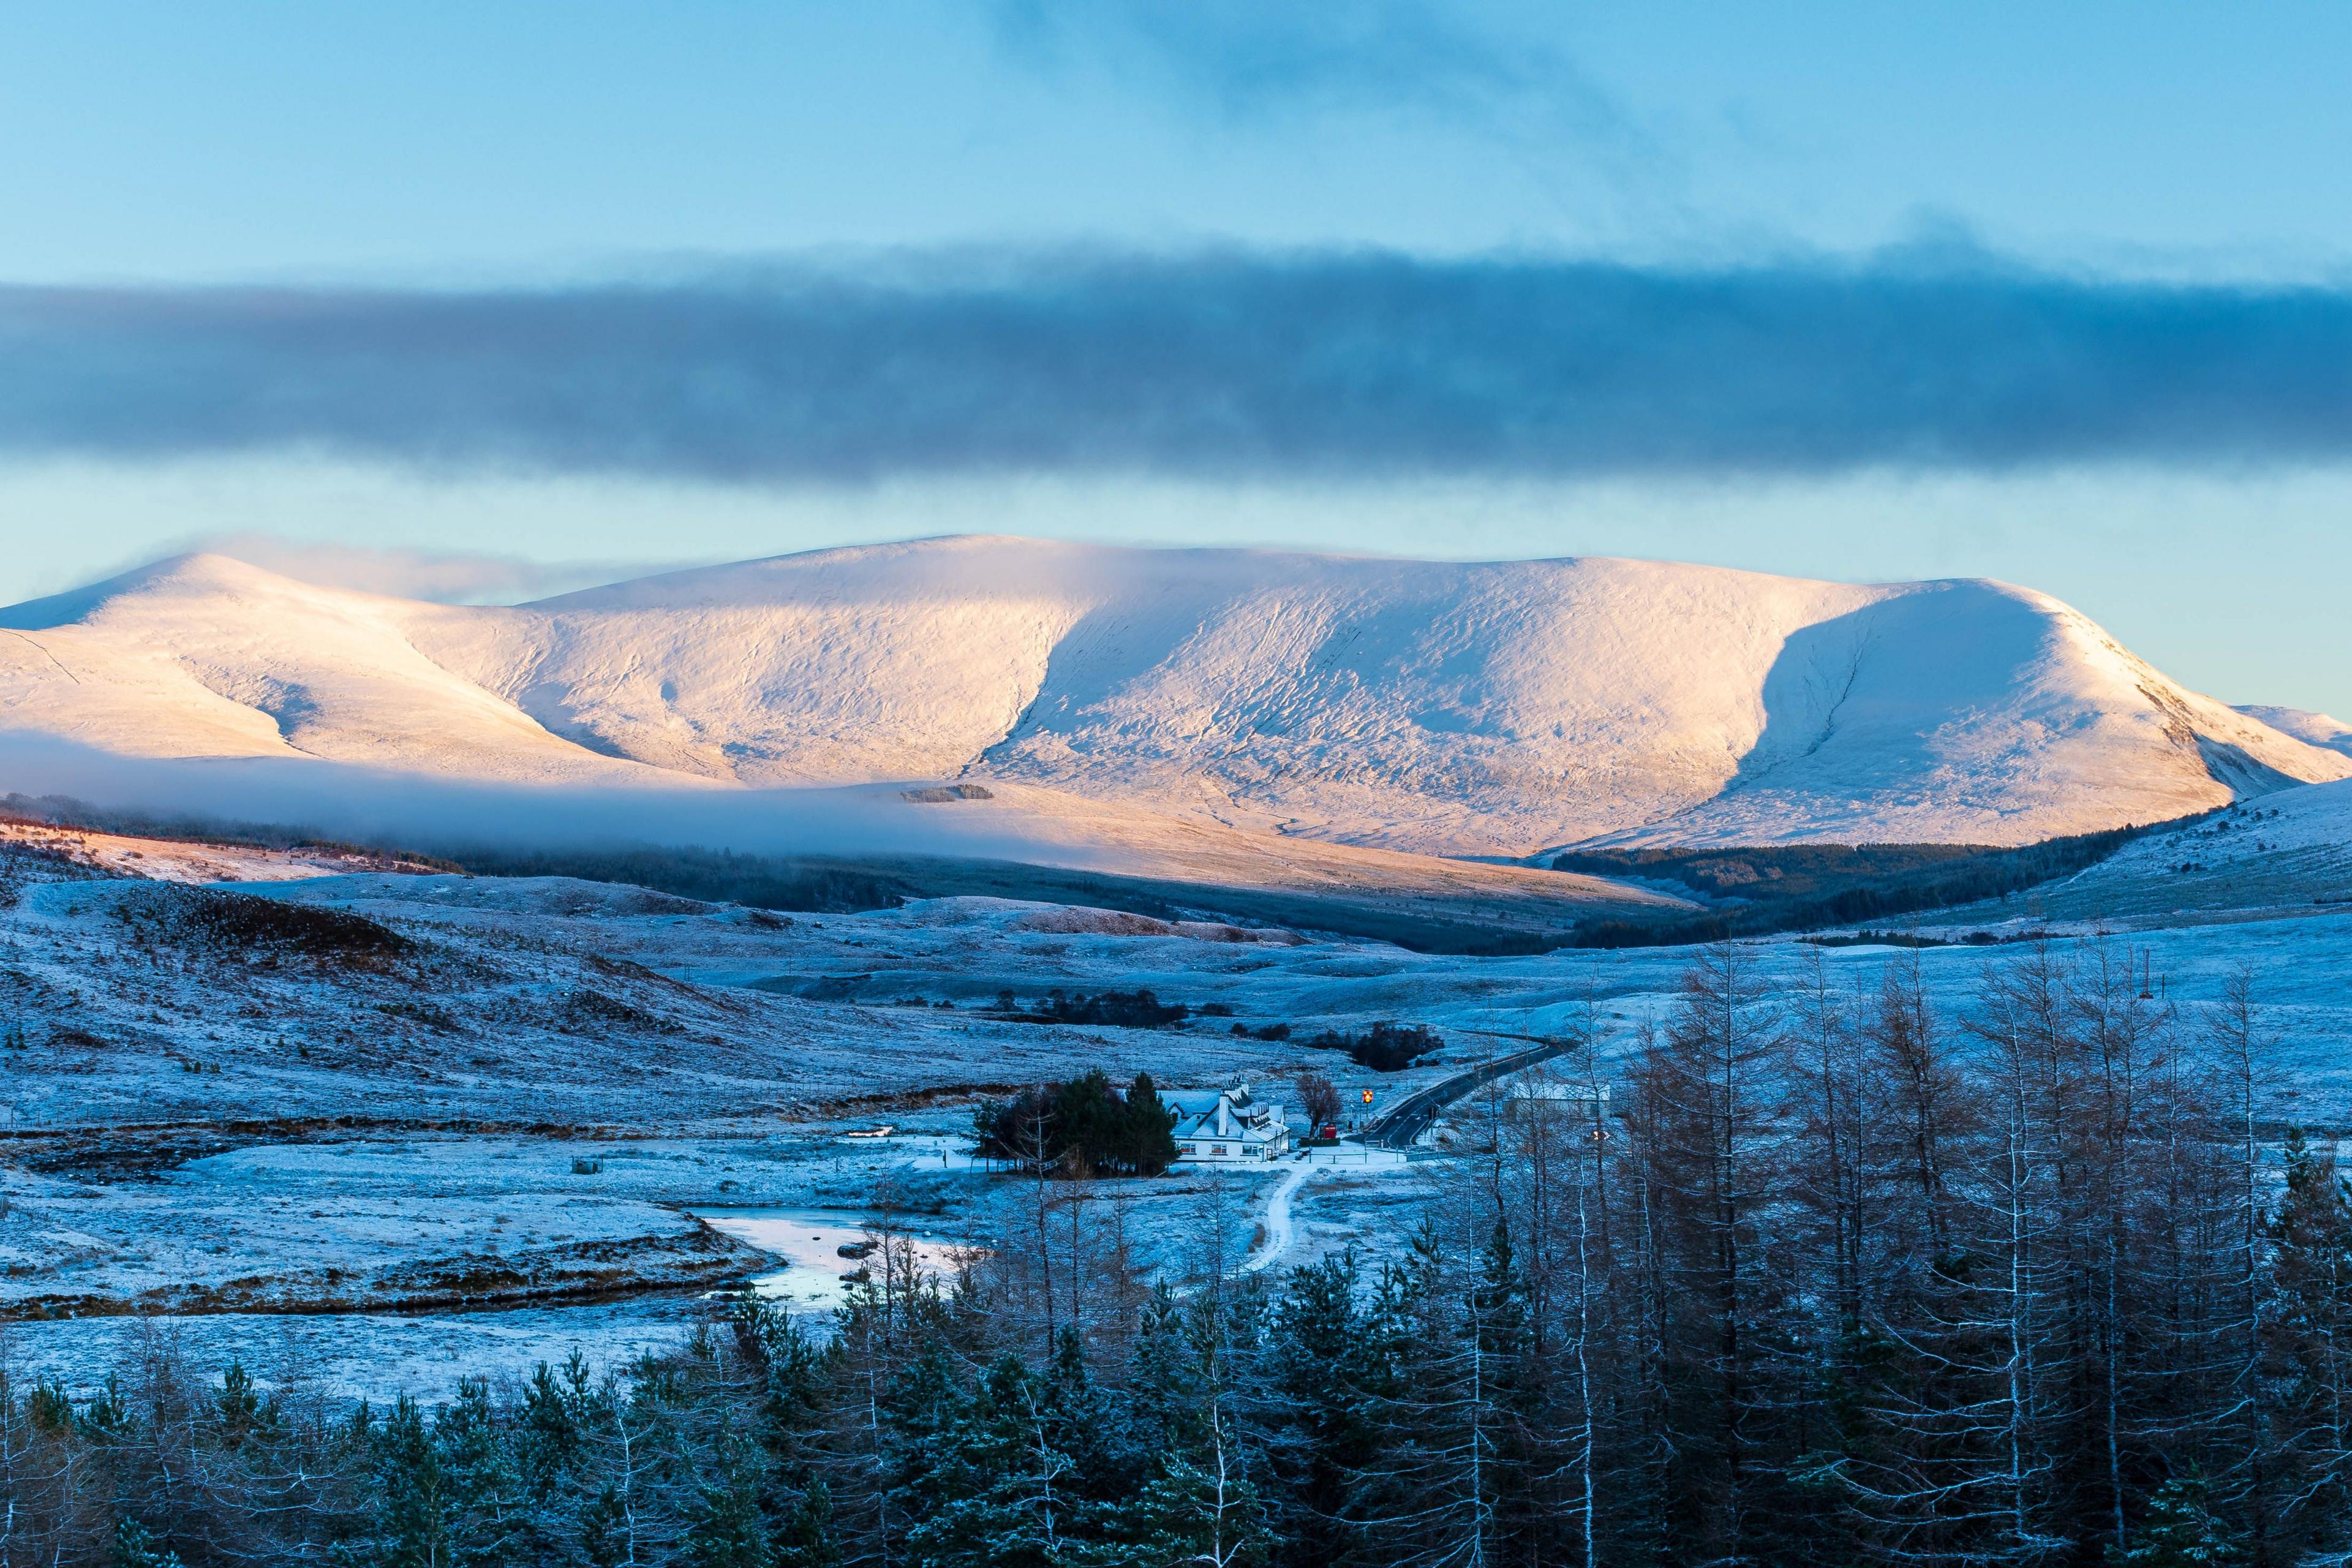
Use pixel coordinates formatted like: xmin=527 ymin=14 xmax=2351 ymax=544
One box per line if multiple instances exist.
xmin=4 ymin=812 xmax=2350 ymax=1399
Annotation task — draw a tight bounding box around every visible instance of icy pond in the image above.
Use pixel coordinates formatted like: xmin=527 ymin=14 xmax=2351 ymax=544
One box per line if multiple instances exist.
xmin=0 ymin=1208 xmax=971 ymax=1406
xmin=693 ymin=1207 xmax=973 ymax=1313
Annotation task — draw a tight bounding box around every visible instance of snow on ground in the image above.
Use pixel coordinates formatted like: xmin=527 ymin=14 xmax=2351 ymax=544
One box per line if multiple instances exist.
xmin=0 ymin=816 xmax=432 ymax=884
xmin=1932 ymin=778 xmax=2352 ymax=924
xmin=7 ymin=543 xmax=2345 ymax=1405
xmin=0 ymin=1298 xmax=709 ymax=1406
xmin=2236 ymin=704 xmax=2352 ymax=758
xmin=3 ymin=812 xmax=2351 ymax=1399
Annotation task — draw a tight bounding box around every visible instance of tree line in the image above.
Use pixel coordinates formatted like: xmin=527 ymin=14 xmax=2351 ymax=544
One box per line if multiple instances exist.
xmin=1556 ymin=823 xmax=2158 ymax=948
xmin=970 ymin=1068 xmax=1183 ymax=1177
xmin=987 ymin=990 xmax=1207 ymax=1030
xmin=4 ymin=940 xmax=2348 ymax=1565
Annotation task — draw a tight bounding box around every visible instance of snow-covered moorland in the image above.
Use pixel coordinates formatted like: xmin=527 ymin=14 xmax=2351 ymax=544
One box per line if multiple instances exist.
xmin=4 ymin=792 xmax=2351 ymax=1400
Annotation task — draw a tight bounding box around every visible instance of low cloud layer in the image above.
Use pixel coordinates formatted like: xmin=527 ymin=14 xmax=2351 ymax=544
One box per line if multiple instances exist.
xmin=0 ymin=736 xmax=1052 ymax=867
xmin=6 ymin=251 xmax=2352 ymax=483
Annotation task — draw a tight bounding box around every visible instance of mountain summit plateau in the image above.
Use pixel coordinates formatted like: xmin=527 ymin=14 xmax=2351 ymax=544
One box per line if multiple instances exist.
xmin=3 ymin=536 xmax=2340 ymax=854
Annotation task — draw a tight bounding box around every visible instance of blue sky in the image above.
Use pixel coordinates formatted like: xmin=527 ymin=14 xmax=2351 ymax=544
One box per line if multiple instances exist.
xmin=3 ymin=1 xmax=2350 ymax=713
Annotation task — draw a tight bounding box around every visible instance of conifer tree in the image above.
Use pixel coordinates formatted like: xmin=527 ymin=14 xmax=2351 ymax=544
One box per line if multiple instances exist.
xmin=1123 ymin=1071 xmax=1180 ymax=1176
xmin=2264 ymin=1127 xmax=2352 ymax=1551
xmin=2111 ymin=1472 xmax=2241 ymax=1567
xmin=1265 ymin=1251 xmax=1376 ymax=1566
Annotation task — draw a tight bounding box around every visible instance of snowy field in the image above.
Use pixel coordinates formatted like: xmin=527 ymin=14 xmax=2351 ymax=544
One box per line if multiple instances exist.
xmin=5 ymin=805 xmax=2351 ymax=1399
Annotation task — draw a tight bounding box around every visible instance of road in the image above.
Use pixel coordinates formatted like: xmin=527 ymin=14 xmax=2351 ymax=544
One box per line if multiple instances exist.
xmin=1360 ymin=1039 xmax=1571 ymax=1148
xmin=1241 ymin=1162 xmax=1313 ymax=1274
xmin=1238 ymin=1041 xmax=1566 ymax=1275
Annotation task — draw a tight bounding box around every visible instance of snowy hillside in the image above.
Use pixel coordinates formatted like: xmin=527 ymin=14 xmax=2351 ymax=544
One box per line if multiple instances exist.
xmin=1934 ymin=776 xmax=2352 ymax=924
xmin=0 ymin=555 xmax=684 ymax=788
xmin=4 ymin=537 xmax=2345 ymax=854
xmin=2235 ymin=704 xmax=2352 ymax=758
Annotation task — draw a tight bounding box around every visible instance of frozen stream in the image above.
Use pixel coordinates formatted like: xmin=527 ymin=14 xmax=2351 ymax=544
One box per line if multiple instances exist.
xmin=692 ymin=1208 xmax=973 ymax=1313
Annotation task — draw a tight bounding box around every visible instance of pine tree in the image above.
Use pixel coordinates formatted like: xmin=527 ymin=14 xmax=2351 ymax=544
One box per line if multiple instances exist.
xmin=435 ymin=1376 xmax=524 ymax=1564
xmin=1039 ymin=1324 xmax=1143 ymax=1501
xmin=1133 ymin=1271 xmax=1275 ymax=1568
xmin=1468 ymin=1214 xmax=1541 ymax=1562
xmin=1626 ymin=944 xmax=1789 ymax=1560
xmin=2109 ymin=1472 xmax=2240 ymax=1567
xmin=2264 ymin=1127 xmax=2352 ymax=1554
xmin=1129 ymin=1284 xmax=1202 ymax=1457
xmin=1137 ymin=1420 xmax=1273 ymax=1568
xmin=769 ymin=1477 xmax=839 ymax=1568
xmin=878 ymin=1339 xmax=968 ymax=1554
xmin=902 ymin=1354 xmax=1077 ymax=1568
xmin=1124 ymin=1071 xmax=1180 ymax=1176
xmin=369 ymin=1396 xmax=452 ymax=1568
xmin=1265 ymin=1252 xmax=1377 ymax=1566
xmin=1352 ymin=1224 xmax=1457 ymax=1562
xmin=688 ymin=1432 xmax=773 ymax=1568
xmin=113 ymin=1518 xmax=187 ymax=1568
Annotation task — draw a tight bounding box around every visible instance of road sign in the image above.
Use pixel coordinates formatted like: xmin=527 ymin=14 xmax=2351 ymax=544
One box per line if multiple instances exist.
xmin=1361 ymin=1088 xmax=1374 ymax=1104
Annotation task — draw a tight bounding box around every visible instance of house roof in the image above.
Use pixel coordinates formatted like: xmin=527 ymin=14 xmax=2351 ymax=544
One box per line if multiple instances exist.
xmin=1177 ymin=1083 xmax=1289 ymax=1144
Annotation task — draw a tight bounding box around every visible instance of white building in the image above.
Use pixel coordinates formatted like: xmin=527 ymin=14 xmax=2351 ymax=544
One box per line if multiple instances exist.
xmin=1168 ymin=1080 xmax=1292 ymax=1163
xmin=1507 ymin=1079 xmax=1608 ymax=1109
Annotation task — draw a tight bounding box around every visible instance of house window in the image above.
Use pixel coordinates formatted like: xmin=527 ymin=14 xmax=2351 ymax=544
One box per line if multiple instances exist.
xmin=1213 ymin=1145 xmax=1227 ymax=1156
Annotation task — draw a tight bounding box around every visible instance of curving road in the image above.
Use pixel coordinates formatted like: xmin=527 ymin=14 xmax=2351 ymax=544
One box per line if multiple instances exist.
xmin=1238 ymin=1040 xmax=1569 ymax=1275
xmin=1241 ymin=1163 xmax=1314 ymax=1274
xmin=1360 ymin=1039 xmax=1571 ymax=1148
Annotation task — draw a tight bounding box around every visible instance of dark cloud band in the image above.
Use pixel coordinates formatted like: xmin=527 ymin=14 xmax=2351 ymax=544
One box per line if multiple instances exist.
xmin=2 ymin=252 xmax=2350 ymax=481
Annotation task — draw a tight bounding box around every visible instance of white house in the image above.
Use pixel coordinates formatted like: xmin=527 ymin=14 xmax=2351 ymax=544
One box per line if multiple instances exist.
xmin=1503 ymin=1077 xmax=1609 ymax=1124
xmin=1168 ymin=1079 xmax=1292 ymax=1163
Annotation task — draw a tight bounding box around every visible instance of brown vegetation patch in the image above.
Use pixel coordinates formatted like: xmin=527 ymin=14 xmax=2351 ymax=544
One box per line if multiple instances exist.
xmin=110 ymin=883 xmax=413 ymax=966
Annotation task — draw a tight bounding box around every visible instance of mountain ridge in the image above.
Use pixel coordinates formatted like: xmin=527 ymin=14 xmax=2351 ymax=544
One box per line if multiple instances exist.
xmin=2 ymin=536 xmax=2343 ymax=854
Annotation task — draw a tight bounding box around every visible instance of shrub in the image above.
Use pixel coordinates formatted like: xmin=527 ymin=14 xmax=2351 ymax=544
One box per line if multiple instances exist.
xmin=111 ymin=886 xmax=410 ymax=965
xmin=0 ymin=836 xmax=104 ymax=908
xmin=992 ymin=989 xmax=1191 ymax=1030
xmin=557 ymin=989 xmax=680 ymax=1035
xmin=1305 ymin=1021 xmax=1443 ymax=1072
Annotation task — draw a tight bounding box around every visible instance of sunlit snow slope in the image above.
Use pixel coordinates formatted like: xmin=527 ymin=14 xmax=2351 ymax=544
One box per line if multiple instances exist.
xmin=2234 ymin=706 xmax=2352 ymax=760
xmin=4 ymin=537 xmax=2343 ymax=854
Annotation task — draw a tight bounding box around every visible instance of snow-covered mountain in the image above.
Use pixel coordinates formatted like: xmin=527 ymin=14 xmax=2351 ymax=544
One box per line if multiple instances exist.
xmin=2234 ymin=705 xmax=2352 ymax=760
xmin=3 ymin=536 xmax=2344 ymax=854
